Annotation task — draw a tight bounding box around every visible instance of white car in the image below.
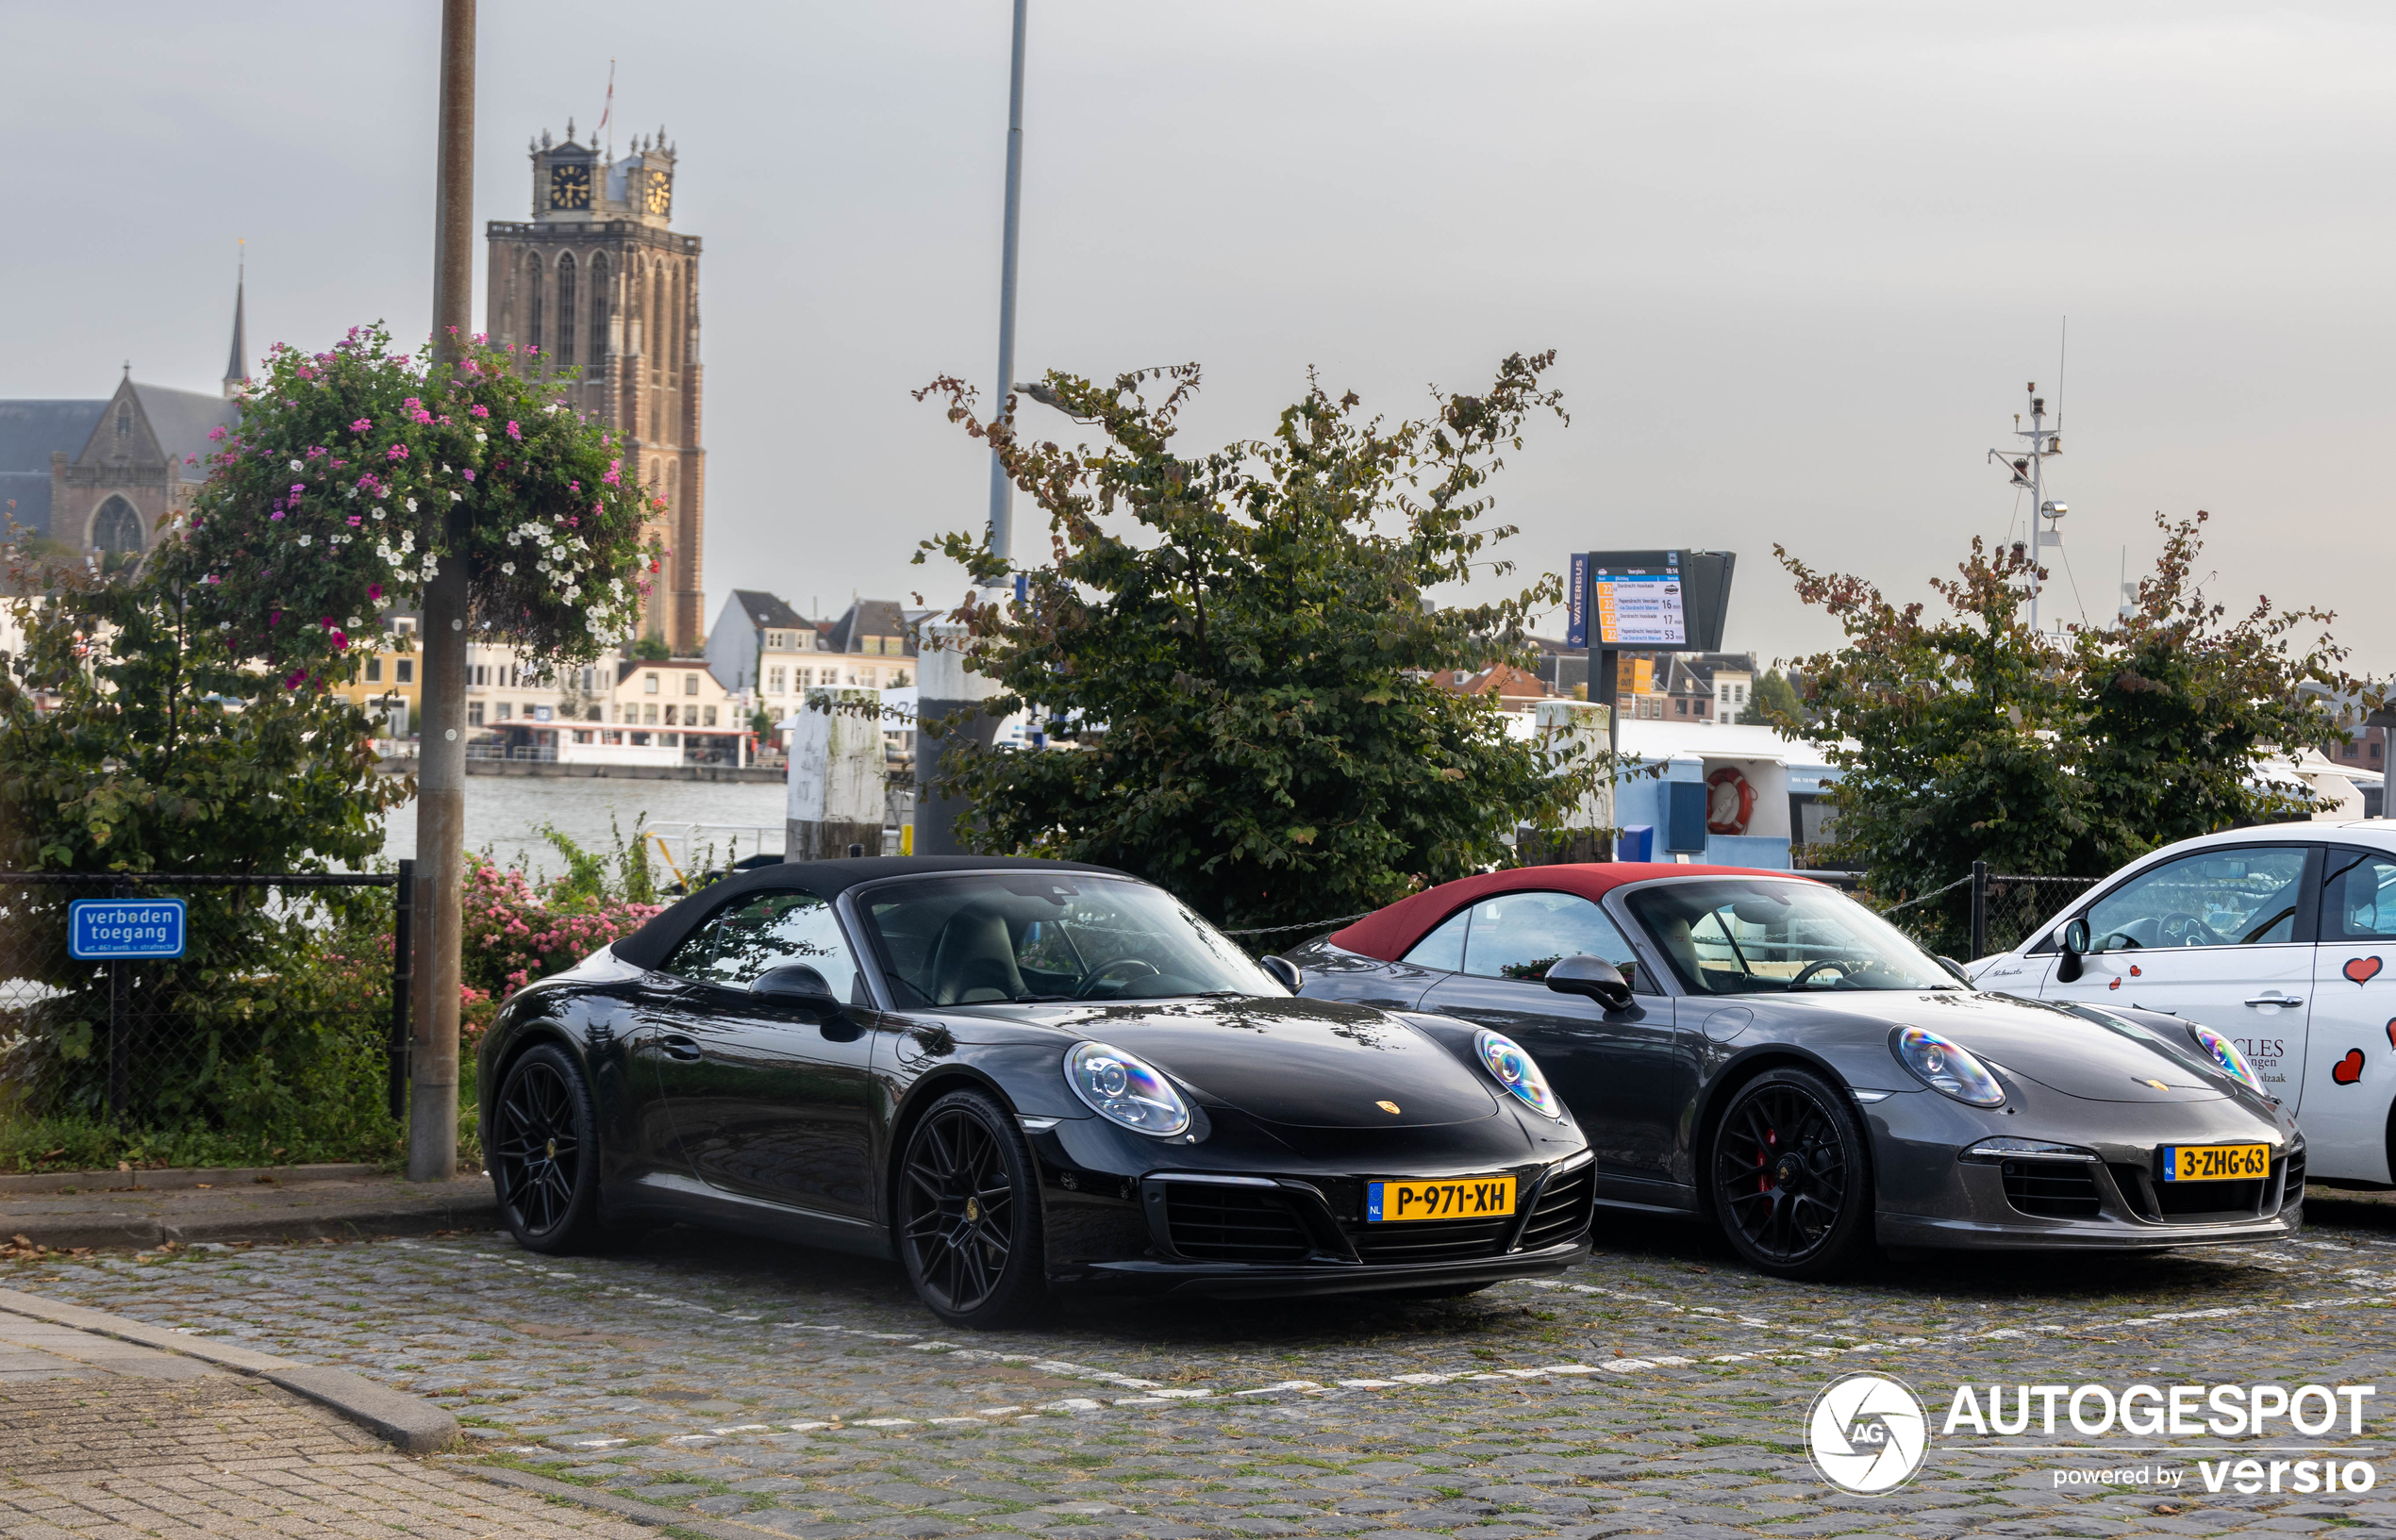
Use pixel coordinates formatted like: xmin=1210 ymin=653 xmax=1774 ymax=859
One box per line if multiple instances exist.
xmin=1971 ymin=821 xmax=2396 ymax=1184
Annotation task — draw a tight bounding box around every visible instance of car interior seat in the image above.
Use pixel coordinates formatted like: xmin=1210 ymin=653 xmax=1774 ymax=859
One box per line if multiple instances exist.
xmin=928 ymin=906 xmax=1028 ymax=1005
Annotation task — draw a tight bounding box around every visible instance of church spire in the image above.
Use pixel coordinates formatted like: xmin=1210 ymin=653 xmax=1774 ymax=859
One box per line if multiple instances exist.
xmin=222 ymin=243 xmax=249 ymax=400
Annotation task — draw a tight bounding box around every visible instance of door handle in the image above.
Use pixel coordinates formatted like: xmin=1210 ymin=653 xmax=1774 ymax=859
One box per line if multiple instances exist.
xmin=658 ymin=1034 xmax=703 ymax=1061
xmin=2243 ymin=994 xmax=2304 ymax=1008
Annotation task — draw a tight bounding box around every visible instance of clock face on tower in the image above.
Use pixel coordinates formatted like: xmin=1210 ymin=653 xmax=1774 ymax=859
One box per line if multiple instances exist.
xmin=548 ymin=163 xmax=591 ymax=210
xmin=645 ymin=171 xmax=673 ymax=217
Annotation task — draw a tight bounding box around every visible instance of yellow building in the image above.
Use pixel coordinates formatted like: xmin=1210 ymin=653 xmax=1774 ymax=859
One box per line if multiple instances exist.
xmin=331 ymin=617 xmax=422 ymax=739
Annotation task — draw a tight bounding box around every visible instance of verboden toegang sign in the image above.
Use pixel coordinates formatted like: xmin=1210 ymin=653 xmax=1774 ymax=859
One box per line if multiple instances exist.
xmin=68 ymin=899 xmax=186 ymax=959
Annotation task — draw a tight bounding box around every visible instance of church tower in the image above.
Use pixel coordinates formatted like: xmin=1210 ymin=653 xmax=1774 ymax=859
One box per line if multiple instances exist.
xmin=486 ymin=120 xmax=705 ymax=654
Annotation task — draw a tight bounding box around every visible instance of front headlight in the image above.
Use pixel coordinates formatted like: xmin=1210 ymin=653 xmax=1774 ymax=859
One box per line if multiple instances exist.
xmin=1065 ymin=1041 xmax=1190 ymax=1137
xmin=1892 ymin=1024 xmax=2006 ymax=1107
xmin=2188 ymin=1023 xmax=2264 ymax=1094
xmin=1474 ymin=1029 xmax=1564 ymax=1120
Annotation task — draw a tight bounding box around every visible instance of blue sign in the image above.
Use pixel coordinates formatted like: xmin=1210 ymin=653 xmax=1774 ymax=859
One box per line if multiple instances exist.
xmin=69 ymin=899 xmax=186 ymax=960
xmin=1565 ymin=552 xmax=1589 ymax=649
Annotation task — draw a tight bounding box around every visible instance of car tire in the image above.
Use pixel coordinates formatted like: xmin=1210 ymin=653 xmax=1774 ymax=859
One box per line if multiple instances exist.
xmin=491 ymin=1043 xmax=607 ymax=1253
xmin=897 ymin=1087 xmax=1048 ymax=1331
xmin=1706 ymin=1066 xmax=1875 ymax=1280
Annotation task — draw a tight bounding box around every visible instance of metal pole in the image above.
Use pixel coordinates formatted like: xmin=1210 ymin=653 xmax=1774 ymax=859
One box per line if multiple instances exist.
xmin=2027 ymin=394 xmax=2042 ymax=640
xmin=1970 ymin=858 xmax=1988 ymax=961
xmin=108 ymin=876 xmax=129 ymax=1119
xmin=411 ymin=0 xmax=474 ymax=1183
xmin=390 ymin=858 xmax=415 ymax=1123
xmin=986 ymin=0 xmax=1027 ymax=563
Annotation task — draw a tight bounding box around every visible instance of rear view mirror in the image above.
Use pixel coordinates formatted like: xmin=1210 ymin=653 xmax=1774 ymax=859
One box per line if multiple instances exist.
xmin=1545 ymin=954 xmax=1633 ymax=1010
xmin=2056 ymin=917 xmax=2090 ymax=984
xmin=1259 ymin=955 xmax=1303 ymax=993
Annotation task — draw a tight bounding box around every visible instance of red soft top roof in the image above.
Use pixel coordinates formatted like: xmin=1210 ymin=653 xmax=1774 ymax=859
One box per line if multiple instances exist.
xmin=1324 ymin=863 xmax=1822 ymax=962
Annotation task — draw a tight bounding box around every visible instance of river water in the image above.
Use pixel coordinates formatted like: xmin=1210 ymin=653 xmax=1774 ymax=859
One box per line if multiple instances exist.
xmin=378 ymin=773 xmax=790 ymax=884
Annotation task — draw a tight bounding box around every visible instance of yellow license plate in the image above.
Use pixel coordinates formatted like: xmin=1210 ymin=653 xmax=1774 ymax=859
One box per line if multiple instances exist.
xmin=2158 ymin=1143 xmax=2271 ymax=1183
xmin=1367 ymin=1176 xmax=1516 ymax=1222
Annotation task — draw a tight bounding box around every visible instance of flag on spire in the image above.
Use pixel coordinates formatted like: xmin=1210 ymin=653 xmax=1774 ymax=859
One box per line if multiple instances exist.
xmin=597 ymin=59 xmax=616 ymax=156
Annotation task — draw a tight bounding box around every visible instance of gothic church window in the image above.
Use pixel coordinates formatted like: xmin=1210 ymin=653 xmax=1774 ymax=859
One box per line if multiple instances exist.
xmin=556 ymin=253 xmax=577 ymax=368
xmin=649 ymin=271 xmax=664 ymax=383
xmin=526 ymin=255 xmax=545 ymax=366
xmin=92 ymin=497 xmax=141 ymax=554
xmin=588 ymin=253 xmax=610 ymax=363
xmin=113 ymin=404 xmax=131 ymax=439
xmin=668 ymin=267 xmax=681 ymax=382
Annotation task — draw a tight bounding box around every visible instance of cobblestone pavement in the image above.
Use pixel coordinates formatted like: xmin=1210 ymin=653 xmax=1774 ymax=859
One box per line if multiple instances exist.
xmin=9 ymin=1195 xmax=2396 ymax=1539
xmin=0 ymin=1317 xmax=651 ymax=1537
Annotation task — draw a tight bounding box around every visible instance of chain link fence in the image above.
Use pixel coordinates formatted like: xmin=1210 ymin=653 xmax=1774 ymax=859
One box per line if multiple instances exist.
xmin=1866 ymin=863 xmax=2099 ymax=960
xmin=0 ymin=871 xmax=411 ymax=1140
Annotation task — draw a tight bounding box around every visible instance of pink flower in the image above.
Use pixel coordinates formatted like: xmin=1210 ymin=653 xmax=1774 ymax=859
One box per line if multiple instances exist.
xmin=568 ymin=480 xmax=579 ymax=492
xmin=350 ymin=418 xmax=373 ymax=433
xmin=208 ymin=426 xmax=226 ymax=441
xmin=387 ymin=444 xmax=408 ymax=461
xmin=331 ymin=631 xmax=348 ymax=651
xmin=462 ymin=469 xmax=475 ymax=482
xmin=268 ymin=611 xmax=281 ymax=627
xmin=346 ymin=515 xmax=363 ymax=527
xmin=270 ymin=511 xmax=284 ymax=522
xmin=285 ymin=669 xmax=308 ymax=688
xmin=368 ymin=583 xmax=383 ymax=602
xmin=506 ymin=421 xmax=522 ymax=440
xmin=290 ymin=483 xmax=306 ymax=497
xmin=470 ymin=405 xmax=491 ymax=419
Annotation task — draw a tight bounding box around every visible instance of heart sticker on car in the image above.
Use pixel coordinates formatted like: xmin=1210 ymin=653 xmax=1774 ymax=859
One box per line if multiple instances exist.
xmin=2335 ymin=1049 xmax=2366 ymax=1085
xmin=2129 ymin=965 xmax=2142 ymax=977
xmin=2385 ymin=1019 xmax=2395 ymax=1051
xmin=2107 ymin=977 xmax=2121 ymax=991
xmin=2347 ymin=956 xmax=2384 ymax=985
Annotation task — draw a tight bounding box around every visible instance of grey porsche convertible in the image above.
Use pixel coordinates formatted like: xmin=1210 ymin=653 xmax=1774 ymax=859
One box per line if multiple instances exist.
xmin=1288 ymin=863 xmax=2304 ymax=1277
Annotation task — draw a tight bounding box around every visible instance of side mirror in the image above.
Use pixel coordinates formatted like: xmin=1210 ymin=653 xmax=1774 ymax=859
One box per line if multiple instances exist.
xmin=752 ymin=963 xmax=840 ymax=1005
xmin=2055 ymin=917 xmax=2089 ymax=984
xmin=1545 ymin=954 xmax=1633 ymax=1010
xmin=1937 ymin=955 xmax=1976 ymax=987
xmin=1260 ymin=955 xmax=1303 ymax=993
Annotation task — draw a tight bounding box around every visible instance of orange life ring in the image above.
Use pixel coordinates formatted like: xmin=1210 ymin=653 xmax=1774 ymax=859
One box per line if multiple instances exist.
xmin=1705 ymin=766 xmax=1755 ymax=836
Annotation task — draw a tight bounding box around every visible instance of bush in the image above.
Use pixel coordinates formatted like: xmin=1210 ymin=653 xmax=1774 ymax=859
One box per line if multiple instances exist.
xmin=459 ymin=821 xmax=663 ymax=1030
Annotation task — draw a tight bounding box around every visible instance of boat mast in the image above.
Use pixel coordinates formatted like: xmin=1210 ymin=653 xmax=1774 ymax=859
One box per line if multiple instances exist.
xmin=1989 ymin=384 xmax=2065 ymax=638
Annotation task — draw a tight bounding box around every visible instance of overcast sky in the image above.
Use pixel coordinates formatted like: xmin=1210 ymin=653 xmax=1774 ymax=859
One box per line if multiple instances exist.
xmin=8 ymin=2 xmax=2392 ymax=670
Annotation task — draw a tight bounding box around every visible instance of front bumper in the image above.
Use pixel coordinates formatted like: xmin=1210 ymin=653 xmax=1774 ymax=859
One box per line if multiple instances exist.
xmin=1865 ymin=1083 xmax=2304 ymax=1252
xmin=1078 ymin=1236 xmax=1590 ymax=1299
xmin=1027 ymin=1109 xmax=1597 ymax=1298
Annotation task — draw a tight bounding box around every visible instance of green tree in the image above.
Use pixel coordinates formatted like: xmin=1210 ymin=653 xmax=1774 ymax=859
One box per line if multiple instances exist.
xmin=1737 ymin=667 xmax=1803 ymax=726
xmin=912 ymin=354 xmax=1608 ymax=930
xmin=0 ymin=556 xmax=413 ymax=1151
xmin=1772 ymin=512 xmax=2359 ymax=952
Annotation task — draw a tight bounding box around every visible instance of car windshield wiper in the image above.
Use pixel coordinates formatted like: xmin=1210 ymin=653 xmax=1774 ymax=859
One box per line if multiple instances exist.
xmin=1011 ymin=993 xmax=1074 ymax=1003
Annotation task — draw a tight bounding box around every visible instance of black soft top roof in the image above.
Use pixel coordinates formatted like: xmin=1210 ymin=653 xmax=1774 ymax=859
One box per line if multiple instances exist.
xmin=609 ymin=855 xmax=1126 ymax=970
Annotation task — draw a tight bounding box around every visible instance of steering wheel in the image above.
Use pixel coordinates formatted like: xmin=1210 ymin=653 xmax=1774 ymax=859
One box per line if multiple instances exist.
xmin=1075 ymin=958 xmax=1162 ymax=999
xmin=1789 ymin=959 xmax=1856 ymax=988
xmin=2160 ymin=911 xmax=2221 ymax=948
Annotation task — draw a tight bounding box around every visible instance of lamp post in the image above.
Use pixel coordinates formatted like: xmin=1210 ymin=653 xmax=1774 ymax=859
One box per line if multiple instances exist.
xmin=410 ymin=0 xmax=475 ymax=1182
xmin=915 ymin=0 xmax=1027 ymax=859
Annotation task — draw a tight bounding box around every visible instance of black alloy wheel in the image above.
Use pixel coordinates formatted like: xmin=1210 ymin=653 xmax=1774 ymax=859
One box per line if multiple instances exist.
xmin=897 ymin=1088 xmax=1046 ymax=1329
xmin=491 ymin=1044 xmax=604 ymax=1252
xmin=1708 ymin=1066 xmax=1874 ymax=1279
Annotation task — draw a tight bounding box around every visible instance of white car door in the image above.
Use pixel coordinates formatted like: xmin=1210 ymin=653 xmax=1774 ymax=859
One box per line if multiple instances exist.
xmin=2039 ymin=843 xmax=2317 ymax=1106
xmin=2303 ymin=845 xmax=2396 ymax=1182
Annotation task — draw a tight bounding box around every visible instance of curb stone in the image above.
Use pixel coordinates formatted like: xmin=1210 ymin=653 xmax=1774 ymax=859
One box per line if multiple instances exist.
xmin=5 ymin=1197 xmax=501 ymax=1250
xmin=0 ymin=1284 xmax=459 ymax=1454
xmin=0 ymin=1163 xmax=385 ymax=1196
xmin=467 ymin=1465 xmax=802 ymax=1538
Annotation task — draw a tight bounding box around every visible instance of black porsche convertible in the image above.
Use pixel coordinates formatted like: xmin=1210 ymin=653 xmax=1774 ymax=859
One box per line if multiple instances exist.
xmin=478 ymin=857 xmax=1597 ymax=1327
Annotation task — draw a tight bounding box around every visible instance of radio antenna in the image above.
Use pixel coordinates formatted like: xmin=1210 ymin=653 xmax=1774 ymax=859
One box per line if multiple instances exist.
xmin=2056 ymin=316 xmax=2068 ymax=429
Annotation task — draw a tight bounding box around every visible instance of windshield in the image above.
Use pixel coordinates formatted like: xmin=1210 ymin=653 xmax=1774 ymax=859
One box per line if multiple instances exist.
xmin=1623 ymin=878 xmax=1955 ymax=995
xmin=857 ymin=872 xmax=1283 ymax=1006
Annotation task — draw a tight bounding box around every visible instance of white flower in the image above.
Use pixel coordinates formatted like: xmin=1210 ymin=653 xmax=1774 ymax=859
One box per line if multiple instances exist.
xmin=374 ymin=485 xmax=388 ymax=499
xmin=289 ymin=459 xmax=303 ymax=472
xmin=441 ymin=463 xmax=452 ymax=473
xmin=344 ymin=484 xmax=358 ymax=499
xmin=507 ymin=533 xmax=521 ymax=546
xmin=450 ymin=491 xmax=463 ymax=502
xmin=297 ymin=534 xmax=312 ymax=547
xmin=405 ymin=498 xmax=418 ymax=512
xmin=474 ymin=430 xmax=488 ymax=443
xmin=500 ymin=561 xmax=516 ymax=575
xmin=372 ymin=508 xmax=385 ymax=521
xmin=347 ymin=617 xmax=362 ymax=627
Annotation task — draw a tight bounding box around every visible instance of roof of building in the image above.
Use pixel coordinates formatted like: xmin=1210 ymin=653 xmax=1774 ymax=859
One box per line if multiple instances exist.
xmin=1441 ymin=663 xmax=1550 ymax=703
xmin=616 ymin=656 xmax=724 ymax=683
xmin=123 ymin=382 xmax=241 ymax=467
xmin=1325 ymin=863 xmax=1826 ymax=962
xmin=825 ymin=599 xmax=917 ymax=655
xmin=728 ymin=588 xmax=808 ymax=632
